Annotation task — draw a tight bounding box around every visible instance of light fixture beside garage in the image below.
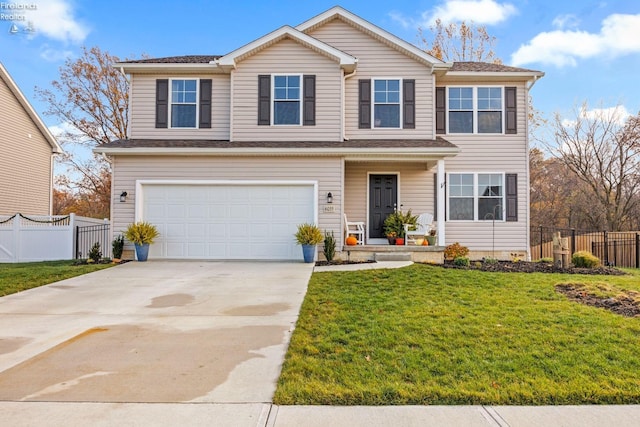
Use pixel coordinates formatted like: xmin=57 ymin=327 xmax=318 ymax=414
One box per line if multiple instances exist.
xmin=120 ymin=191 xmax=128 ymax=202
xmin=327 ymin=192 xmax=333 ymax=204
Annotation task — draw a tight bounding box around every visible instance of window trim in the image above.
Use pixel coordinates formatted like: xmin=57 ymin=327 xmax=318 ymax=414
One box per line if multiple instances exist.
xmin=168 ymin=78 xmax=199 ymax=129
xmin=446 ymin=86 xmax=505 ymax=135
xmin=372 ymin=77 xmax=403 ymax=129
xmin=271 ymin=73 xmax=303 ymax=126
xmin=446 ymin=172 xmax=506 ymax=222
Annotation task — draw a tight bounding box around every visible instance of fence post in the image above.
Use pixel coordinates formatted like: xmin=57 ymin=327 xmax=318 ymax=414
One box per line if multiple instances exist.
xmin=613 ymin=240 xmax=617 ymax=267
xmin=603 ymin=231 xmax=609 ymax=266
xmin=539 ymin=226 xmax=543 ymax=260
xmin=636 ymin=233 xmax=640 ymax=269
xmin=571 ymin=229 xmax=576 ymax=256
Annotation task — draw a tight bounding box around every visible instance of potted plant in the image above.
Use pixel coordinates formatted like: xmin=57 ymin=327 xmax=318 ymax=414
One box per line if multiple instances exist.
xmin=124 ymin=221 xmax=159 ymax=262
xmin=294 ymin=223 xmax=323 ymax=263
xmin=385 ymin=231 xmax=397 ymax=245
xmin=426 ymin=229 xmax=437 ymax=246
xmin=112 ymin=234 xmax=124 ymax=262
xmin=384 ymin=208 xmax=417 ymax=246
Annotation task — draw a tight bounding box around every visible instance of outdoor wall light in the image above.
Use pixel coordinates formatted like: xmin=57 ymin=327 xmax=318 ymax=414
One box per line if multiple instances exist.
xmin=120 ymin=191 xmax=128 ymax=202
xmin=327 ymin=192 xmax=333 ymax=204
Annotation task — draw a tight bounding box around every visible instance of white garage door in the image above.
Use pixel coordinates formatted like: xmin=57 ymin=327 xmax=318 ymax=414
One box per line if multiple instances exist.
xmin=141 ymin=183 xmax=315 ymax=260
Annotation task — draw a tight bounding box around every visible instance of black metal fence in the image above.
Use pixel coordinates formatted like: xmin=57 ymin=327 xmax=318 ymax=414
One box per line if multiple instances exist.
xmin=530 ymin=226 xmax=640 ymax=268
xmin=76 ymin=223 xmax=111 ymax=259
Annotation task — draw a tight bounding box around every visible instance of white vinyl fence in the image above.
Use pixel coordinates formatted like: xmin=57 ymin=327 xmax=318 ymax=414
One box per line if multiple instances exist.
xmin=0 ymin=213 xmax=108 ymax=263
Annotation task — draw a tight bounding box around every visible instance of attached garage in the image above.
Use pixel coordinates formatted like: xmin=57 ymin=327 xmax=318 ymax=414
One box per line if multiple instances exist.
xmin=138 ymin=181 xmax=317 ymax=260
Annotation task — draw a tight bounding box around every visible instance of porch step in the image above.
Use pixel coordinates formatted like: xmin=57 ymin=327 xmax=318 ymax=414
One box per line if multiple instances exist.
xmin=375 ymin=252 xmax=412 ymax=262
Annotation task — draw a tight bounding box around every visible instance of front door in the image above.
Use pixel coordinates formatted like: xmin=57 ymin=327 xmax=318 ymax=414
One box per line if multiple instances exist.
xmin=369 ymin=174 xmax=398 ymax=239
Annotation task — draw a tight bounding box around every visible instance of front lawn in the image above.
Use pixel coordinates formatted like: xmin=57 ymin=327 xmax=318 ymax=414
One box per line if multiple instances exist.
xmin=0 ymin=260 xmax=113 ymax=297
xmin=274 ymin=264 xmax=640 ymax=405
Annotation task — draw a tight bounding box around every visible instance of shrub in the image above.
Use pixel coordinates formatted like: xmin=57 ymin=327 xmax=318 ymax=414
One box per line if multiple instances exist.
xmin=444 ymin=242 xmax=469 ymax=260
xmin=453 ymin=256 xmax=470 ymax=267
xmin=483 ymin=257 xmax=498 ymax=265
xmin=112 ymin=235 xmax=124 ymax=259
xmin=323 ymin=231 xmax=336 ymax=262
xmin=88 ymin=242 xmax=102 ymax=263
xmin=124 ymin=221 xmax=159 ymax=245
xmin=538 ymin=257 xmax=554 ymax=263
xmin=572 ymin=251 xmax=600 ymax=268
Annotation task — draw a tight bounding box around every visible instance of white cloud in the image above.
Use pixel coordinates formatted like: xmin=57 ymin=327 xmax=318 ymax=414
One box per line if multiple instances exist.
xmin=552 ymin=14 xmax=579 ymax=30
xmin=561 ymin=105 xmax=631 ymax=128
xmin=40 ymin=46 xmax=74 ymax=62
xmin=28 ymin=0 xmax=89 ymax=43
xmin=422 ymin=0 xmax=517 ymax=26
xmin=512 ymin=13 xmax=640 ymax=67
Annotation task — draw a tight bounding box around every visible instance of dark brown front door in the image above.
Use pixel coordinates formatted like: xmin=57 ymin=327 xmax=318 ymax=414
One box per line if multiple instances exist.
xmin=369 ymin=174 xmax=398 ymax=238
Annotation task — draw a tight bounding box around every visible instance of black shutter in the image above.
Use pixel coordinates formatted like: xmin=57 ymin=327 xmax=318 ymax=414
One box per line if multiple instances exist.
xmin=435 ymin=87 xmax=446 ymax=134
xmin=358 ymin=79 xmax=371 ymax=129
xmin=506 ymin=173 xmax=518 ymax=221
xmin=403 ymin=79 xmax=415 ymax=129
xmin=199 ymin=79 xmax=212 ymax=129
xmin=303 ymin=75 xmax=316 ymax=126
xmin=505 ymin=87 xmax=517 ymax=134
xmin=155 ymin=79 xmax=168 ymax=128
xmin=258 ymin=75 xmax=271 ymax=126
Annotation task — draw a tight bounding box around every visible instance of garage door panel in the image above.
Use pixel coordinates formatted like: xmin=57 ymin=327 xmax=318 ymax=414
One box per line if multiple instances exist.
xmin=142 ymin=183 xmax=314 ymax=260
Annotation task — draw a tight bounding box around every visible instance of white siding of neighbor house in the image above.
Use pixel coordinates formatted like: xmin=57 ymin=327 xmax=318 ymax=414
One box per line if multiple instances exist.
xmin=129 ymin=73 xmax=230 ymax=140
xmin=308 ymin=19 xmax=435 ymax=139
xmin=436 ymin=79 xmax=530 ymax=251
xmin=232 ymin=37 xmax=343 ymax=142
xmin=111 ymin=155 xmax=343 ymax=239
xmin=0 ymin=75 xmax=53 ymax=215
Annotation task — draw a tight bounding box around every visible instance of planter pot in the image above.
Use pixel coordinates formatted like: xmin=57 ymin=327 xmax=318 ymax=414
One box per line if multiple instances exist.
xmin=426 ymin=235 xmax=437 ymax=246
xmin=301 ymin=244 xmax=316 ymax=263
xmin=387 ymin=236 xmax=397 ymax=245
xmin=396 ymin=238 xmax=405 ymax=245
xmin=134 ymin=243 xmax=150 ymax=262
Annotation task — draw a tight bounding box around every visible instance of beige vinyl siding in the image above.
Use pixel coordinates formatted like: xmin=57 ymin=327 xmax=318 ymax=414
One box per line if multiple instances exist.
xmin=439 ymin=80 xmax=529 ymax=251
xmin=232 ymin=37 xmax=342 ymax=141
xmin=129 ymin=74 xmax=230 ymax=140
xmin=0 ymin=76 xmax=52 ymax=215
xmin=344 ymin=162 xmax=435 ymax=239
xmin=111 ymin=155 xmax=342 ymax=239
xmin=308 ymin=19 xmax=435 ymax=139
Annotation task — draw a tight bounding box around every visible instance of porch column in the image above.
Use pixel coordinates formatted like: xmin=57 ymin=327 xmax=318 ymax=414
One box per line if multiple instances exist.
xmin=437 ymin=159 xmax=446 ymax=246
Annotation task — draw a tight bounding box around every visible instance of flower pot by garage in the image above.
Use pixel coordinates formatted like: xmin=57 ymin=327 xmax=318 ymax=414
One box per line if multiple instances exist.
xmin=426 ymin=235 xmax=437 ymax=246
xmin=301 ymin=244 xmax=316 ymax=263
xmin=134 ymin=243 xmax=150 ymax=262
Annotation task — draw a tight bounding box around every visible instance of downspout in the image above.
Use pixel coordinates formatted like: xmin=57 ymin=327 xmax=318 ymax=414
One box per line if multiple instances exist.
xmin=525 ymin=75 xmax=540 ymax=261
xmin=342 ymin=68 xmax=357 ymax=141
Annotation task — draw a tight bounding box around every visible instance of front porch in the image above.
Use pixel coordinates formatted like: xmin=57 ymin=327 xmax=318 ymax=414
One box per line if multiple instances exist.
xmin=330 ymin=244 xmax=445 ymax=264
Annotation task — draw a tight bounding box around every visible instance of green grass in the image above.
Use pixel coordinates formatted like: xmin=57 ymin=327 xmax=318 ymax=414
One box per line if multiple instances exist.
xmin=0 ymin=260 xmax=113 ymax=297
xmin=274 ymin=264 xmax=640 ymax=405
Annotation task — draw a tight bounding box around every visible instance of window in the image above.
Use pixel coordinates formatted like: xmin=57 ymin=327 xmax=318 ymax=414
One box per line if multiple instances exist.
xmin=448 ymin=173 xmax=504 ymax=221
xmin=373 ymin=79 xmax=400 ymax=128
xmin=447 ymin=87 xmax=503 ymax=134
xmin=171 ymin=79 xmax=197 ymax=128
xmin=273 ymin=75 xmax=301 ymax=125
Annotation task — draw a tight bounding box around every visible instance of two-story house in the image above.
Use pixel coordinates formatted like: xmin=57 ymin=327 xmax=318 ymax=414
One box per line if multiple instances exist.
xmin=96 ymin=6 xmax=543 ymax=261
xmin=0 ymin=63 xmax=62 ymax=215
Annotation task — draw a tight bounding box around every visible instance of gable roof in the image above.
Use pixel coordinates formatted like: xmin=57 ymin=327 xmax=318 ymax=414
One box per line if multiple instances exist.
xmin=215 ymin=25 xmax=357 ymax=72
xmin=296 ymin=6 xmax=449 ymax=71
xmin=0 ymin=63 xmax=61 ymax=153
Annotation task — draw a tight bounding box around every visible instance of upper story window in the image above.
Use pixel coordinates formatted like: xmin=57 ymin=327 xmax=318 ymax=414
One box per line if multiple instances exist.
xmin=373 ymin=79 xmax=401 ymax=128
xmin=447 ymin=86 xmax=503 ymax=134
xmin=171 ymin=79 xmax=198 ymax=128
xmin=448 ymin=173 xmax=504 ymax=221
xmin=273 ymin=75 xmax=301 ymax=125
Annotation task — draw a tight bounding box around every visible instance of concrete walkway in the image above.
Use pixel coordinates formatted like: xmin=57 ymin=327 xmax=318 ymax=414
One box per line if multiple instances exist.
xmin=1 ymin=260 xmax=639 ymax=426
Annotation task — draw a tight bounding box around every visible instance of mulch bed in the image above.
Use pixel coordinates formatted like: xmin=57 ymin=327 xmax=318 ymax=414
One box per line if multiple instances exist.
xmin=556 ymin=283 xmax=640 ymax=317
xmin=315 ymin=260 xmax=377 ymax=267
xmin=441 ymin=261 xmax=627 ymax=275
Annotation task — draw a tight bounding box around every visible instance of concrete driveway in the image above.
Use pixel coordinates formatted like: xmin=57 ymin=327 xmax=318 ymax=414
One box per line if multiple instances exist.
xmin=0 ymin=261 xmax=312 ymax=423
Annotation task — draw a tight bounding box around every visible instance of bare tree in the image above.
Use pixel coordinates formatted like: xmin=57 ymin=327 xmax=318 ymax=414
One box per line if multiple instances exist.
xmin=418 ymin=19 xmax=501 ymax=63
xmin=37 ymin=46 xmax=129 ymax=218
xmin=547 ymin=103 xmax=640 ymax=231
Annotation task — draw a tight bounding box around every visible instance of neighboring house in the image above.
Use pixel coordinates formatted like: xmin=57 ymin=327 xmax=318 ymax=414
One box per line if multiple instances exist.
xmin=0 ymin=63 xmax=62 ymax=215
xmin=96 ymin=6 xmax=543 ymax=261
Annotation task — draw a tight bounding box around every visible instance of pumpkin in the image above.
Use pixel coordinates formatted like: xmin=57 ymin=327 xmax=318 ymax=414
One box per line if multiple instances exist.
xmin=422 ymin=238 xmax=428 ymax=246
xmin=346 ymin=235 xmax=358 ymax=246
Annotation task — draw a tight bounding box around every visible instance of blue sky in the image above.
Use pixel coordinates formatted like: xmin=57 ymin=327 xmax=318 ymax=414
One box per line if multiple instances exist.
xmin=2 ymin=0 xmax=640 ymax=136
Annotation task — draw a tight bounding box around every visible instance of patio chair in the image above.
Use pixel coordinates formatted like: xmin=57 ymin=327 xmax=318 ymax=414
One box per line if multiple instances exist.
xmin=404 ymin=213 xmax=434 ymax=246
xmin=344 ymin=213 xmax=365 ymax=245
